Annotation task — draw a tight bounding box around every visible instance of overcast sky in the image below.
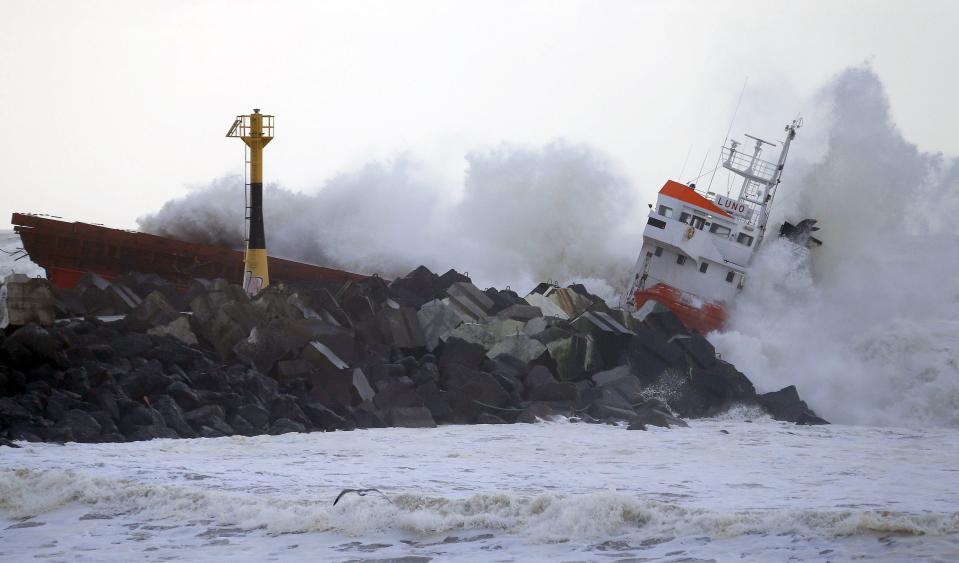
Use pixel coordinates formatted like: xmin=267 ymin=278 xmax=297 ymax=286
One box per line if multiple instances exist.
xmin=2 ymin=0 xmax=957 ymax=229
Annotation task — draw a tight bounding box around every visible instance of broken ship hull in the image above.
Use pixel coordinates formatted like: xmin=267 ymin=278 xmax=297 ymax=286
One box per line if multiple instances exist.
xmin=633 ymin=283 xmax=726 ymax=334
xmin=11 ymin=213 xmax=366 ymax=289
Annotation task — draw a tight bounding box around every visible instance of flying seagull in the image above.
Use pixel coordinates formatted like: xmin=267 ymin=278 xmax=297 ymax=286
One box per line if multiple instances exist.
xmin=332 ymin=488 xmax=393 ymax=506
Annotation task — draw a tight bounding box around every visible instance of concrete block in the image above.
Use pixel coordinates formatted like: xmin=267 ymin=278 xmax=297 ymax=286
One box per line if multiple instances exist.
xmin=487 ymin=334 xmax=547 ymax=364
xmin=147 ymin=316 xmax=199 ymax=346
xmin=418 ymin=298 xmax=464 ymax=351
xmin=377 ymin=306 xmax=426 ymax=349
xmin=447 ymin=282 xmax=495 ymax=321
xmin=496 ymin=304 xmax=543 ymax=322
xmin=523 ymin=292 xmax=569 ymax=320
xmin=544 ymin=287 xmax=594 ymax=319
xmin=0 ymin=274 xmax=55 ymax=328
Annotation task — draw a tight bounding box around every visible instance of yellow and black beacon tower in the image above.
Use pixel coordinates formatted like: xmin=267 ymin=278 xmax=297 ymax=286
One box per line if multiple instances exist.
xmin=227 ymin=109 xmax=274 ymax=296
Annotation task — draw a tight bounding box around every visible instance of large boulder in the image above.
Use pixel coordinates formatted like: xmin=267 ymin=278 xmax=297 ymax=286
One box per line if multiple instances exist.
xmin=446 ymin=282 xmax=495 ymax=322
xmin=127 ymin=291 xmax=180 ymax=328
xmin=758 ymin=386 xmax=829 ymax=425
xmin=387 ymin=406 xmax=436 ymax=428
xmin=630 ymin=399 xmax=688 ymax=429
xmin=2 ymin=323 xmax=69 ymax=370
xmin=487 ymin=334 xmax=547 ymax=365
xmin=418 ymin=299 xmax=464 ymax=351
xmin=438 ymin=337 xmax=487 ymax=370
xmin=443 ymin=364 xmax=510 ymax=422
xmin=377 ymin=306 xmax=426 ymax=349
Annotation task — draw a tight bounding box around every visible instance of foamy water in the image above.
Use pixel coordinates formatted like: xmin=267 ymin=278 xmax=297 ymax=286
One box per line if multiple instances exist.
xmin=0 ymin=230 xmax=44 ymax=279
xmin=2 ymin=418 xmax=957 ymax=561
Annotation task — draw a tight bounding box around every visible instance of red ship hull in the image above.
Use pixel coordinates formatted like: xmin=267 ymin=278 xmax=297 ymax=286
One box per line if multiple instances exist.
xmin=633 ymin=283 xmax=726 ymax=334
xmin=11 ymin=213 xmax=367 ymax=289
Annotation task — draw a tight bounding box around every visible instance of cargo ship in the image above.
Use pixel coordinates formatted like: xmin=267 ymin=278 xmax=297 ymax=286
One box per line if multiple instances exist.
xmin=10 ymin=212 xmax=367 ymax=289
xmin=626 ymin=119 xmax=820 ymax=333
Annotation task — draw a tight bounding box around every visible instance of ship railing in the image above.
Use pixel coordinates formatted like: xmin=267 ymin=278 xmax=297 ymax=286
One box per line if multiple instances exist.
xmin=721 ymin=147 xmax=777 ymax=184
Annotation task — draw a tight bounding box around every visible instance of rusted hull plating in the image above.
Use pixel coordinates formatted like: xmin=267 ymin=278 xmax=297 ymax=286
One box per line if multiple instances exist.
xmin=11 ymin=213 xmax=367 ymax=289
xmin=633 ymin=282 xmax=726 ymax=334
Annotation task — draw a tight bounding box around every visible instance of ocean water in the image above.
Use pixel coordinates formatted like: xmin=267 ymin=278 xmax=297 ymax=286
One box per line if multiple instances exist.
xmin=2 ymin=416 xmax=958 ymax=562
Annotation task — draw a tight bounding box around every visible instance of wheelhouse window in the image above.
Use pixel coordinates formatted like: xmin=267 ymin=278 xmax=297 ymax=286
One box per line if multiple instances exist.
xmin=690 ymin=215 xmax=706 ymax=230
xmin=737 ymin=233 xmax=754 ymax=246
xmin=658 ymin=205 xmax=673 ymax=218
xmin=654 ymin=246 xmax=663 ymax=257
xmin=726 ymin=271 xmax=735 ymax=283
xmin=676 ymin=255 xmax=686 ymax=265
xmin=709 ymin=223 xmax=732 ymax=236
xmin=699 ymin=262 xmax=708 ymax=273
xmin=678 ymin=212 xmax=691 ymax=225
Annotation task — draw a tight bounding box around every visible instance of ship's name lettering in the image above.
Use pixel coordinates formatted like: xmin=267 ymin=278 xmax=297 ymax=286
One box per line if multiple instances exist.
xmin=713 ymin=195 xmax=753 ymax=219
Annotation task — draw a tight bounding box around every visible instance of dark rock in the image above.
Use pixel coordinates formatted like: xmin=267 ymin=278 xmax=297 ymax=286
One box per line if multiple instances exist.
xmin=111 ymin=333 xmax=154 ymax=359
xmin=268 ymin=418 xmax=306 ymax=435
xmin=62 ymin=367 xmax=91 ymax=395
xmin=758 ymin=386 xmax=829 ymax=425
xmin=409 ymin=362 xmax=440 ymax=386
xmin=44 ymin=389 xmax=86 ymax=422
xmin=86 ymin=384 xmax=125 ymax=421
xmin=183 ymin=405 xmax=228 ymax=432
xmin=235 ymin=403 xmax=271 ymax=431
xmin=226 ymin=413 xmax=256 ymax=436
xmin=597 ymin=373 xmax=644 ymax=405
xmin=88 ymin=410 xmax=119 ymax=436
xmin=387 ymin=406 xmax=436 ymax=428
xmin=268 ymin=395 xmax=310 ymax=426
xmin=476 ymin=412 xmax=507 ymax=424
xmin=377 ymin=307 xmax=426 ymax=349
xmin=626 ymin=420 xmax=647 ymax=431
xmin=632 ymin=399 xmax=688 ymax=428
xmin=644 ymin=310 xmax=689 ymax=341
xmin=234 ymin=319 xmax=311 ymax=375
xmin=675 ymin=331 xmax=718 ymax=370
xmin=443 ymin=364 xmax=510 ymax=423
xmin=373 ymin=381 xmax=424 ymax=410
xmin=303 ymin=402 xmax=351 ymax=431
xmin=569 ymin=311 xmax=633 ymax=369
xmin=165 ymin=380 xmax=202 ymax=411
xmin=351 ymin=402 xmax=387 ymax=429
xmin=389 ymin=266 xmax=442 ymax=309
xmin=2 ymin=323 xmax=69 ymax=369
xmin=529 ymin=381 xmax=579 ymax=402
xmin=525 ymin=365 xmax=557 ymax=390
xmin=517 ymin=401 xmax=570 ymax=423
xmin=0 ymin=438 xmax=20 ymax=448
xmin=622 ymin=325 xmax=687 ymax=384
xmin=436 ymin=269 xmax=471 ymax=292
xmin=587 ymin=387 xmax=636 ymax=422
xmin=437 ymin=337 xmax=487 ymax=370
xmin=151 ymin=395 xmax=195 ymax=437
xmin=127 ymin=291 xmax=180 ymax=328
xmin=119 ymin=365 xmax=173 ymax=401
xmin=308 ymin=368 xmax=355 ymax=408
xmin=415 ymin=380 xmax=452 ymax=421
xmin=58 ymin=409 xmax=102 ymax=443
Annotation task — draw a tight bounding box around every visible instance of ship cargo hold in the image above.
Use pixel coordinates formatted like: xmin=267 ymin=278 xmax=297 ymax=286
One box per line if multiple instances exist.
xmin=11 ymin=213 xmax=367 ymax=290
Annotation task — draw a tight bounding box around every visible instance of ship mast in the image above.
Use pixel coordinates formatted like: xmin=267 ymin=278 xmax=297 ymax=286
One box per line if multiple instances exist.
xmin=720 ymin=118 xmax=802 ymax=255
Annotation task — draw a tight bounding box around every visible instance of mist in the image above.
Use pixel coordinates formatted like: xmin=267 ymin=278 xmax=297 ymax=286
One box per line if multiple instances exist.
xmin=711 ymin=66 xmax=959 ymax=428
xmin=140 ymin=66 xmax=959 ymax=428
xmin=138 ymin=141 xmax=643 ymax=300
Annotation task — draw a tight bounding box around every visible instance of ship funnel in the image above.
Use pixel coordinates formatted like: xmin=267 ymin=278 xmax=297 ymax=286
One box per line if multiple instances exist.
xmin=227 ymin=109 xmax=274 ymax=295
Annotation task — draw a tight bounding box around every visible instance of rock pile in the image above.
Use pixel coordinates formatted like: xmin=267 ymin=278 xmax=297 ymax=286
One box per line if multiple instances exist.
xmin=0 ymin=267 xmax=826 ymax=444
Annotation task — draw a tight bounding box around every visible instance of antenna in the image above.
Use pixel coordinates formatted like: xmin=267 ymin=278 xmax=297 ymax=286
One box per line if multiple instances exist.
xmin=707 ymin=77 xmax=748 ymax=193
xmin=677 ymin=144 xmax=693 ymax=181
